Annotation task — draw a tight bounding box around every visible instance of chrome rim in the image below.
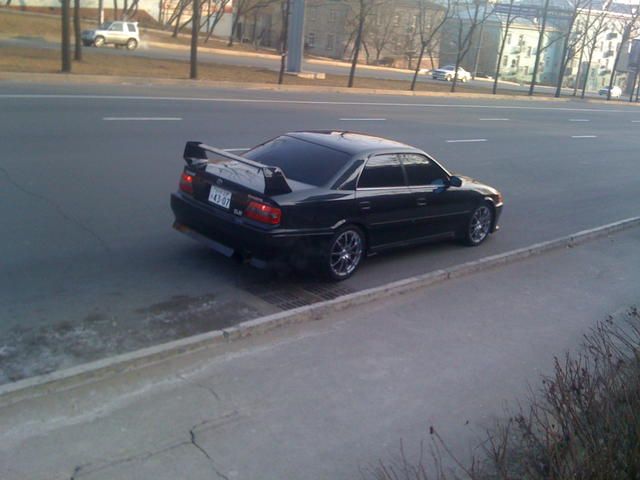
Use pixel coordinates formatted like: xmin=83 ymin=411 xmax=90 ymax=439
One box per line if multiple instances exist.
xmin=329 ymin=230 xmax=363 ymax=278
xmin=469 ymin=206 xmax=492 ymax=244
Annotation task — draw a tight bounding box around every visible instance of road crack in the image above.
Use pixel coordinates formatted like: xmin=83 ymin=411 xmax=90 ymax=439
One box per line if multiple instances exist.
xmin=190 ymin=428 xmax=230 ymax=480
xmin=0 ymin=165 xmax=111 ymax=252
xmin=177 ymin=373 xmax=221 ymax=401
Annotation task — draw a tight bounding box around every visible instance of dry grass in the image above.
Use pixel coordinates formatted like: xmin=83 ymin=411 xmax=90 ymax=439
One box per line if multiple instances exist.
xmin=1 ymin=45 xmax=506 ymax=94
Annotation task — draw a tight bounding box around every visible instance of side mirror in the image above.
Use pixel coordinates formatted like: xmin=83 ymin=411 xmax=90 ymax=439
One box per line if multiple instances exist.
xmin=448 ymin=175 xmax=463 ymax=188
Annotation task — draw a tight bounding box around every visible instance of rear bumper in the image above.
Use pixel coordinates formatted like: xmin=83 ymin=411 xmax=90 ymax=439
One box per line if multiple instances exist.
xmin=170 ymin=192 xmax=333 ymax=268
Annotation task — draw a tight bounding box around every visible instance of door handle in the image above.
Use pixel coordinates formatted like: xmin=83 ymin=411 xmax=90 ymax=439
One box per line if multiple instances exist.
xmin=416 ymin=197 xmax=427 ymax=206
xmin=358 ymin=201 xmax=371 ymax=211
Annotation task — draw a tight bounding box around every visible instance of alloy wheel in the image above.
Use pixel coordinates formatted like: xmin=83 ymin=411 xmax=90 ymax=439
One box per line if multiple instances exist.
xmin=469 ymin=206 xmax=492 ymax=244
xmin=329 ymin=229 xmax=363 ymax=278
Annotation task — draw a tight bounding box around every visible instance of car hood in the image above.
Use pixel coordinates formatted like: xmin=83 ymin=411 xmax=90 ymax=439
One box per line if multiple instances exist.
xmin=434 ymin=68 xmax=454 ymax=73
xmin=457 ymin=175 xmax=501 ymax=196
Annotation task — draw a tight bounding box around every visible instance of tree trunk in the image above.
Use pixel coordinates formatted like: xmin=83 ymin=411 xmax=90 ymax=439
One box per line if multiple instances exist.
xmin=113 ymin=0 xmax=118 ymax=21
xmin=228 ymin=5 xmax=241 ymax=46
xmin=529 ymin=0 xmax=550 ymax=96
xmin=348 ymin=9 xmax=365 ymax=88
xmin=493 ymin=2 xmax=513 ymax=95
xmin=73 ymin=0 xmax=82 ymax=61
xmin=581 ymin=38 xmax=597 ymax=99
xmin=606 ymin=27 xmax=628 ymax=100
xmin=123 ymin=0 xmax=128 ymax=18
xmin=410 ymin=43 xmax=426 ymax=91
xmin=61 ymin=0 xmax=71 ymax=72
xmin=278 ymin=0 xmax=290 ymax=84
xmin=553 ymin=15 xmax=576 ymax=98
xmin=190 ymin=0 xmax=199 ymax=79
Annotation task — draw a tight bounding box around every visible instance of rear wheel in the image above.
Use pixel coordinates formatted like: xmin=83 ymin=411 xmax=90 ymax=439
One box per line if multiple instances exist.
xmin=94 ymin=36 xmax=105 ymax=47
xmin=126 ymin=38 xmax=138 ymax=50
xmin=463 ymin=203 xmax=493 ymax=246
xmin=322 ymin=226 xmax=365 ymax=281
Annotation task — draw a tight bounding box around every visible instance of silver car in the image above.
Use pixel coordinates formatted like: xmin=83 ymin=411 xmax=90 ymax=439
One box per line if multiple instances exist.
xmin=81 ymin=21 xmax=140 ymax=50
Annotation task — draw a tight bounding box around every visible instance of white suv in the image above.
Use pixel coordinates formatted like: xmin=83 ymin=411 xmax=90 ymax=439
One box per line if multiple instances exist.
xmin=82 ymin=21 xmax=140 ymax=50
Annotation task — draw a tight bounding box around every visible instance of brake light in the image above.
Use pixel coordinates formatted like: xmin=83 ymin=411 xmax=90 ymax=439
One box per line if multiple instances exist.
xmin=179 ymin=171 xmax=194 ymax=194
xmin=244 ymin=200 xmax=281 ymax=225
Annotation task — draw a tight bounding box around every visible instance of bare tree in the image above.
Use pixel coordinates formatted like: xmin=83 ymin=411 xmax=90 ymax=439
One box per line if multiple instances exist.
xmin=278 ymin=0 xmax=290 ymax=84
xmin=347 ymin=0 xmax=379 ymax=87
xmin=580 ymin=5 xmax=609 ymax=98
xmin=365 ymin=8 xmax=396 ymax=64
xmin=228 ymin=0 xmax=277 ymax=47
xmin=73 ymin=0 xmax=82 ymax=61
xmin=113 ymin=0 xmax=118 ymax=21
xmin=61 ymin=0 xmax=72 ymax=72
xmin=411 ymin=0 xmax=452 ymax=91
xmin=190 ymin=0 xmax=200 ymax=78
xmin=492 ymin=0 xmax=520 ymax=94
xmin=553 ymin=0 xmax=592 ymax=97
xmin=449 ymin=0 xmax=493 ymax=93
xmin=528 ymin=0 xmax=550 ymax=95
xmin=606 ymin=2 xmax=640 ymax=100
xmin=203 ymin=0 xmax=232 ymax=42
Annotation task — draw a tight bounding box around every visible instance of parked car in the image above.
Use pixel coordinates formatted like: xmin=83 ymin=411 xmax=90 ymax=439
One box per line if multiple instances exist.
xmin=432 ymin=65 xmax=472 ymax=82
xmin=598 ymin=85 xmax=622 ymax=98
xmin=81 ymin=21 xmax=140 ymax=50
xmin=171 ymin=132 xmax=503 ymax=280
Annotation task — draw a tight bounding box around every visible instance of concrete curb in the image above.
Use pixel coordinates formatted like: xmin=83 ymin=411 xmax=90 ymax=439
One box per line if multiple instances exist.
xmin=1 ymin=216 xmax=639 ymax=407
xmin=2 ymin=71 xmax=634 ymax=106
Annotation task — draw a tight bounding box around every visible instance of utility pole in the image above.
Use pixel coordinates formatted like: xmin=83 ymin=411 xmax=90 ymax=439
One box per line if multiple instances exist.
xmin=529 ymin=0 xmax=550 ymax=96
xmin=73 ymin=0 xmax=82 ymax=61
xmin=98 ymin=0 xmax=104 ymax=25
xmin=190 ymin=0 xmax=200 ymax=79
xmin=278 ymin=0 xmax=291 ymax=84
xmin=286 ymin=0 xmax=304 ymax=73
xmin=61 ymin=0 xmax=72 ymax=72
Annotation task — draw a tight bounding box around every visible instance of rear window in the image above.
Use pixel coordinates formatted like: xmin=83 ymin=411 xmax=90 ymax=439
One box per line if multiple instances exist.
xmin=127 ymin=23 xmax=138 ymax=33
xmin=244 ymin=136 xmax=350 ymax=186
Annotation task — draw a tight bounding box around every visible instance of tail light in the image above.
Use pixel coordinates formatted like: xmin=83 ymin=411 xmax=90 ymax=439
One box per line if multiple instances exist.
xmin=179 ymin=171 xmax=194 ymax=194
xmin=244 ymin=200 xmax=281 ymax=225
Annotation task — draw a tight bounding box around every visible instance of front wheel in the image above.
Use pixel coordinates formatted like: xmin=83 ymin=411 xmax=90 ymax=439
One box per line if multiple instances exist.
xmin=445 ymin=74 xmax=452 ymax=82
xmin=322 ymin=226 xmax=366 ymax=281
xmin=463 ymin=204 xmax=493 ymax=246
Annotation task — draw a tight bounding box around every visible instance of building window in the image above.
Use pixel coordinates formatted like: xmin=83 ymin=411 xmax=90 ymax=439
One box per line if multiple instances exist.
xmin=511 ymin=58 xmax=517 ymax=67
xmin=308 ymin=8 xmax=317 ymax=22
xmin=307 ymin=32 xmax=315 ymax=47
xmin=524 ymin=66 xmax=529 ymax=75
xmin=329 ymin=10 xmax=337 ymax=23
xmin=507 ymin=33 xmax=512 ymax=44
xmin=326 ymin=34 xmax=334 ymax=51
xmin=502 ymin=55 xmax=508 ymax=66
xmin=527 ymin=46 xmax=532 ymax=57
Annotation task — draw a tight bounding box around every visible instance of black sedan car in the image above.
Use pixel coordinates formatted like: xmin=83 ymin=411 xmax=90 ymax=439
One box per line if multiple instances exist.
xmin=171 ymin=131 xmax=503 ymax=280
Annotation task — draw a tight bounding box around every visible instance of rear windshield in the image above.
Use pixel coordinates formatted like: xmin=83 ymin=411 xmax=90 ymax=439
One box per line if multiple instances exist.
xmin=244 ymin=136 xmax=350 ymax=187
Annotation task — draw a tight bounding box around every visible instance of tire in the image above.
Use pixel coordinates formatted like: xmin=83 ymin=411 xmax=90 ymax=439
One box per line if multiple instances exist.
xmin=445 ymin=74 xmax=452 ymax=82
xmin=126 ymin=38 xmax=138 ymax=50
xmin=462 ymin=203 xmax=494 ymax=246
xmin=94 ymin=36 xmax=105 ymax=47
xmin=460 ymin=77 xmax=467 ymax=83
xmin=322 ymin=225 xmax=366 ymax=281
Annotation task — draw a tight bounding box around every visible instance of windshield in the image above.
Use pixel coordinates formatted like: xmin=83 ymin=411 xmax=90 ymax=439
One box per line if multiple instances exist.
xmin=244 ymin=136 xmax=351 ymax=187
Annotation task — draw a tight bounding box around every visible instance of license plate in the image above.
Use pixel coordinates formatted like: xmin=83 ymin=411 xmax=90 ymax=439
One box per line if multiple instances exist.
xmin=208 ymin=186 xmax=232 ymax=209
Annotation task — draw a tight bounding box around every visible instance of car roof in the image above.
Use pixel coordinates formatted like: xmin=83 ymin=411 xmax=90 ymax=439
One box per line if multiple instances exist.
xmin=285 ymin=131 xmax=420 ymax=156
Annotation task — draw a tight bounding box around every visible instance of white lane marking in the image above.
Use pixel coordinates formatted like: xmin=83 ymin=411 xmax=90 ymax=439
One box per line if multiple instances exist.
xmin=571 ymin=135 xmax=597 ymax=138
xmin=339 ymin=118 xmax=386 ymax=121
xmin=569 ymin=119 xmax=590 ymax=122
xmin=446 ymin=138 xmax=488 ymax=143
xmin=223 ymin=148 xmax=250 ymax=152
xmin=103 ymin=117 xmax=182 ymax=121
xmin=479 ymin=118 xmax=509 ymax=121
xmin=632 ymin=120 xmax=640 ymax=122
xmin=2 ymin=94 xmax=637 ymax=114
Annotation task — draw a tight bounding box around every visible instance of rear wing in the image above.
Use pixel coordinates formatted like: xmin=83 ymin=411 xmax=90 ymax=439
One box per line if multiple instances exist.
xmin=183 ymin=141 xmax=292 ymax=196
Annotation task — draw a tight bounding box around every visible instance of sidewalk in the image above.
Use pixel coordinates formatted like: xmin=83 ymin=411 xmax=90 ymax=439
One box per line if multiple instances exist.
xmin=1 ymin=227 xmax=639 ymax=480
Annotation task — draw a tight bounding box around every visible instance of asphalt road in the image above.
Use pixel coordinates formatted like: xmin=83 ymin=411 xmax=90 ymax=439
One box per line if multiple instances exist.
xmin=1 ymin=80 xmax=639 ymax=382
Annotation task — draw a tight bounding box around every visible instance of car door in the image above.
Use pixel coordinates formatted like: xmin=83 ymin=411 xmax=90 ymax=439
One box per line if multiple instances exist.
xmin=400 ymin=153 xmax=473 ymax=238
xmin=355 ymin=153 xmax=418 ymax=250
xmin=107 ymin=22 xmax=125 ymax=44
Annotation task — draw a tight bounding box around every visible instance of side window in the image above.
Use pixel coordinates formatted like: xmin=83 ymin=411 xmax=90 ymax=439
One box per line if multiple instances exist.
xmin=401 ymin=154 xmax=448 ymax=186
xmin=358 ymin=155 xmax=405 ymax=189
xmin=127 ymin=23 xmax=137 ymax=33
xmin=110 ymin=23 xmax=124 ymax=32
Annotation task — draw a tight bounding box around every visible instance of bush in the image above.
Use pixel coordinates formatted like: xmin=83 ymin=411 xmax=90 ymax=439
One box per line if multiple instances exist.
xmin=370 ymin=307 xmax=640 ymax=480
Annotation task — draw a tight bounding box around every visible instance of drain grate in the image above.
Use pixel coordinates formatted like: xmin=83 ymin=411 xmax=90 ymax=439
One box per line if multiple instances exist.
xmin=245 ymin=282 xmax=356 ymax=311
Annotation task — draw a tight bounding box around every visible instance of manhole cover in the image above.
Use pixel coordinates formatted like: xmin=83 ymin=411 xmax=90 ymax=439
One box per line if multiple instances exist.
xmin=245 ymin=282 xmax=356 ymax=311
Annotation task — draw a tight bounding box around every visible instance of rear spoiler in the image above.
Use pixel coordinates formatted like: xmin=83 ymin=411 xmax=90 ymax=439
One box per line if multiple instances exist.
xmin=183 ymin=141 xmax=292 ymax=196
